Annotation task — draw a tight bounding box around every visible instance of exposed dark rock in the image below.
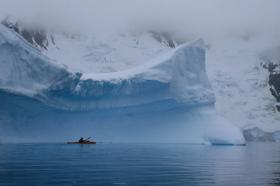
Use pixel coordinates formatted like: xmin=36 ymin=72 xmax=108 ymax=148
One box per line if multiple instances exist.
xmin=148 ymin=30 xmax=180 ymax=48
xmin=243 ymin=127 xmax=280 ymax=142
xmin=1 ymin=18 xmax=51 ymax=50
xmin=276 ymin=104 xmax=280 ymax=112
xmin=261 ymin=50 xmax=280 ymax=111
xmin=269 ymin=74 xmax=280 ymax=101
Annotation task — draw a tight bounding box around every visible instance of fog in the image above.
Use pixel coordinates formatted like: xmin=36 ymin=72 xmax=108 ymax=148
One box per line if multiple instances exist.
xmin=0 ymin=0 xmax=279 ymax=39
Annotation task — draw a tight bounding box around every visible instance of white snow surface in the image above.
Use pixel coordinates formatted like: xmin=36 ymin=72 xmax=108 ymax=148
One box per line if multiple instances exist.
xmin=45 ymin=32 xmax=170 ymax=74
xmin=207 ymin=36 xmax=280 ymax=132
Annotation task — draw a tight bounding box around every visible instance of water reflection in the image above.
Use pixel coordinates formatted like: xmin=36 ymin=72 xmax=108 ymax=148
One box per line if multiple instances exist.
xmin=0 ymin=143 xmax=279 ymax=185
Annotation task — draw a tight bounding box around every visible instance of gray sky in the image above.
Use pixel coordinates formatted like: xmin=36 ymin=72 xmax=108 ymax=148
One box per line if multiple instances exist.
xmin=0 ymin=0 xmax=279 ymax=38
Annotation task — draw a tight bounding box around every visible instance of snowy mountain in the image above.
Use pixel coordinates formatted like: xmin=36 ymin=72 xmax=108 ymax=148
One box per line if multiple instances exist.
xmin=207 ymin=37 xmax=280 ymax=136
xmin=0 ymin=20 xmax=245 ymax=144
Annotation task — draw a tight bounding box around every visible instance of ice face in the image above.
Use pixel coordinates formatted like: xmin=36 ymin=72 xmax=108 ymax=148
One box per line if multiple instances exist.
xmin=0 ymin=25 xmax=245 ymax=145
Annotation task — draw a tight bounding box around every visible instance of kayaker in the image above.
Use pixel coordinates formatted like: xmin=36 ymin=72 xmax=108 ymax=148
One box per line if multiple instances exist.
xmin=79 ymin=137 xmax=85 ymax=143
xmin=67 ymin=137 xmax=96 ymax=144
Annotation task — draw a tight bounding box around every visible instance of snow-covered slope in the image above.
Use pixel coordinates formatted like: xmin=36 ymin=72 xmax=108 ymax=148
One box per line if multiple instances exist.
xmin=207 ymin=37 xmax=280 ymax=133
xmin=0 ymin=24 xmax=244 ymax=144
xmin=45 ymin=31 xmax=172 ymax=74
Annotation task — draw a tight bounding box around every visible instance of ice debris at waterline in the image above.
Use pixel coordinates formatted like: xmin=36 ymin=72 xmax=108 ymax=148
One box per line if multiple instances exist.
xmin=0 ymin=25 xmax=244 ymax=145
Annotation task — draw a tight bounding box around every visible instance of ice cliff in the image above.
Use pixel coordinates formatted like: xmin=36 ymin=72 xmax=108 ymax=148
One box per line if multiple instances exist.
xmin=0 ymin=24 xmax=245 ymax=144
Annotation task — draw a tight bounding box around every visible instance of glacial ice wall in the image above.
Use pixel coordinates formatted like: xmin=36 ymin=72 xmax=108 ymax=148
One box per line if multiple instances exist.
xmin=0 ymin=25 xmax=245 ymax=144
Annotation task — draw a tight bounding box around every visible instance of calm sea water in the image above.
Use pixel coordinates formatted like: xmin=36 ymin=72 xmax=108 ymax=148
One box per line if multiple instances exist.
xmin=0 ymin=143 xmax=279 ymax=186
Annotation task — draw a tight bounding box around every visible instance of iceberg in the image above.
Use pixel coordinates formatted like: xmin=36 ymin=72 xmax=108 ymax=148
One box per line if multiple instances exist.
xmin=0 ymin=25 xmax=245 ymax=144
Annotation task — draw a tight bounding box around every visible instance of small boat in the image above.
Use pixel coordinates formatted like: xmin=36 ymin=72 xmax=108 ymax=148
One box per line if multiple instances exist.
xmin=67 ymin=141 xmax=96 ymax=144
xmin=67 ymin=137 xmax=96 ymax=144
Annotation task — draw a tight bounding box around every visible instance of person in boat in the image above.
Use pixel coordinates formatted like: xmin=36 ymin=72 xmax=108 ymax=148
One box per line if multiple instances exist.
xmin=79 ymin=137 xmax=85 ymax=143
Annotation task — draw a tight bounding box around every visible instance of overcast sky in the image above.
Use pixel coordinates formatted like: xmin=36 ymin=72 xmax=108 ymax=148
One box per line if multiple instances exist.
xmin=0 ymin=0 xmax=279 ymax=38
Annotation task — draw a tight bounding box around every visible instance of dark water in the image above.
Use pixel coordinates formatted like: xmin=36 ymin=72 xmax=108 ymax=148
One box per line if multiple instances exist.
xmin=0 ymin=143 xmax=279 ymax=186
